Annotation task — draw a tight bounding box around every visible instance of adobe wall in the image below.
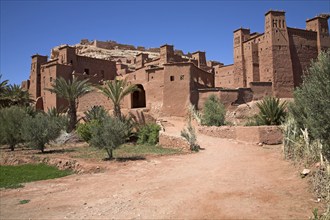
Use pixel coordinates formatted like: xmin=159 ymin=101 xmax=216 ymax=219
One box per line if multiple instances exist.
xmin=214 ymin=65 xmax=234 ymax=88
xmin=144 ymin=68 xmax=164 ymax=116
xmin=197 ymin=126 xmax=236 ymax=139
xmin=198 ymin=125 xmax=282 ymax=145
xmin=249 ymin=82 xmax=272 ymax=100
xmin=40 ymin=64 xmax=57 ymax=110
xmin=236 ymin=126 xmax=282 ymax=144
xmin=243 ymin=39 xmax=260 ymax=86
xmin=190 ymin=63 xmax=214 ymax=89
xmin=288 ymin=28 xmax=318 ymax=87
xmin=125 ymin=67 xmax=164 ymax=115
xmin=29 ymin=55 xmax=48 ymax=100
xmin=194 ymin=87 xmax=253 ymax=111
xmin=257 ymin=35 xmax=273 ymax=83
xmin=193 ymin=89 xmax=220 ymax=110
xmin=54 ymin=65 xmax=73 ymax=111
xmin=77 ymin=90 xmax=114 ymax=113
xmin=75 ymin=55 xmax=117 ymax=83
xmin=162 ymin=63 xmax=192 ymax=117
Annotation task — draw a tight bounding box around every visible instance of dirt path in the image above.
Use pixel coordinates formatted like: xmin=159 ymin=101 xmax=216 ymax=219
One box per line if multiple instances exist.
xmin=0 ymin=131 xmax=319 ymax=219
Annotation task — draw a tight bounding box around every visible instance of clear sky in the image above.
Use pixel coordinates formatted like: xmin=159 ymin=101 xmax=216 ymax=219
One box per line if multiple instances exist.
xmin=1 ymin=0 xmax=329 ymax=85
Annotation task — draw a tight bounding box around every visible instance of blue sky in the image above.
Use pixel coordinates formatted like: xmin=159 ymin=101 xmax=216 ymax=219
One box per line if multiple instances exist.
xmin=1 ymin=0 xmax=329 ymax=85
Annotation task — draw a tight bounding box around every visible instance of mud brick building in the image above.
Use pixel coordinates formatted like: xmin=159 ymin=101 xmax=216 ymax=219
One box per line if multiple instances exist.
xmin=214 ymin=10 xmax=330 ymax=98
xmin=23 ymin=10 xmax=329 ymax=117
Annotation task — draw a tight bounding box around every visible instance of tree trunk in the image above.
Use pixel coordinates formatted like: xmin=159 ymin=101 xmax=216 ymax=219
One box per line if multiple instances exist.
xmin=40 ymin=144 xmax=45 ymax=153
xmin=106 ymin=149 xmax=113 ymax=160
xmin=67 ymin=100 xmax=77 ymax=132
xmin=10 ymin=144 xmax=14 ymax=151
xmin=114 ymin=104 xmax=121 ymax=120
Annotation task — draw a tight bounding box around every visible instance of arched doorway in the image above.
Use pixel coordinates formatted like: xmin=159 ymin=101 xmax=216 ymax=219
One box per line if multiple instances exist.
xmin=131 ymin=84 xmax=146 ymax=108
xmin=35 ymin=97 xmax=44 ymax=111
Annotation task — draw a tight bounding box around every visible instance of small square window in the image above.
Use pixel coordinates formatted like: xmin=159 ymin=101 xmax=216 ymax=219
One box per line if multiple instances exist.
xmin=180 ymin=75 xmax=184 ymax=80
xmin=170 ymin=76 xmax=174 ymax=81
xmin=50 ymin=77 xmax=53 ymax=82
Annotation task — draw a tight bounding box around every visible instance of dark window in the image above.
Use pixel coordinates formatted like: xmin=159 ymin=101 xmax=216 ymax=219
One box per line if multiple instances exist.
xmin=170 ymin=76 xmax=174 ymax=81
xmin=84 ymin=68 xmax=90 ymax=75
xmin=50 ymin=77 xmax=53 ymax=82
xmin=273 ymin=19 xmax=277 ymax=28
xmin=180 ymin=75 xmax=184 ymax=80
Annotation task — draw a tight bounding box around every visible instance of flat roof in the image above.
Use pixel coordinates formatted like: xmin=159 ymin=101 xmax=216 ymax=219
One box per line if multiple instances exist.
xmin=233 ymin=27 xmax=250 ymax=33
xmin=160 ymin=44 xmax=173 ymax=48
xmin=306 ymin=15 xmax=330 ymax=22
xmin=265 ymin=10 xmax=285 ymax=16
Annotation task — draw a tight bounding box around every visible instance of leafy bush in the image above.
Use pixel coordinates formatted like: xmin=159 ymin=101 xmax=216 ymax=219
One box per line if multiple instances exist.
xmin=120 ymin=114 xmax=137 ymax=139
xmin=254 ymin=96 xmax=287 ymax=126
xmin=201 ymin=95 xmax=226 ymax=126
xmin=76 ymin=120 xmax=99 ymax=142
xmin=289 ymin=50 xmax=330 ymax=160
xmin=83 ymin=105 xmax=108 ymax=122
xmin=0 ymin=106 xmax=28 ymax=150
xmin=89 ymin=116 xmax=130 ymax=159
xmin=283 ymin=51 xmax=330 ymax=216
xmin=181 ymin=122 xmax=200 ymax=152
xmin=137 ymin=123 xmax=161 ymax=145
xmin=21 ymin=113 xmax=63 ymax=153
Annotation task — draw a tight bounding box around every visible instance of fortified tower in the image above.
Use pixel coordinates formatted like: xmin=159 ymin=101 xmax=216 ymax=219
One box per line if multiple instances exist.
xmin=192 ymin=51 xmax=206 ymax=68
xmin=28 ymin=54 xmax=48 ymax=99
xmin=160 ymin=44 xmax=174 ymax=65
xmin=233 ymin=28 xmax=250 ymax=87
xmin=264 ymin=10 xmax=294 ymax=97
xmin=58 ymin=45 xmax=77 ymax=66
xmin=306 ymin=14 xmax=330 ymax=53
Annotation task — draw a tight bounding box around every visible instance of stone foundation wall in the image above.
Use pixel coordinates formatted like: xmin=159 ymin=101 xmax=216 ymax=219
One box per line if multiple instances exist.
xmin=159 ymin=133 xmax=190 ymax=152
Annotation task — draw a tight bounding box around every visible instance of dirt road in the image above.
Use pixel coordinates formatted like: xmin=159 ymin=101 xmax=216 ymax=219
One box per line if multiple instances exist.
xmin=0 ymin=133 xmax=319 ymax=219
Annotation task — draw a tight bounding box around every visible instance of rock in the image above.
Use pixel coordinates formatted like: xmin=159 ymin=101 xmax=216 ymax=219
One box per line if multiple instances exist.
xmin=258 ymin=143 xmax=263 ymax=146
xmin=300 ymin=168 xmax=310 ymax=177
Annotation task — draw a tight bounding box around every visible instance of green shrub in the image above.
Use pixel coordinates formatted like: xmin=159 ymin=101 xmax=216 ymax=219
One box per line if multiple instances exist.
xmin=289 ymin=50 xmax=330 ymax=160
xmin=120 ymin=114 xmax=136 ymax=139
xmin=76 ymin=120 xmax=99 ymax=142
xmin=137 ymin=123 xmax=161 ymax=145
xmin=255 ymin=96 xmax=287 ymax=126
xmin=284 ymin=51 xmax=330 ymax=216
xmin=83 ymin=105 xmax=108 ymax=122
xmin=201 ymin=95 xmax=226 ymax=126
xmin=89 ymin=116 xmax=130 ymax=159
xmin=21 ymin=113 xmax=63 ymax=153
xmin=0 ymin=106 xmax=28 ymax=150
xmin=181 ymin=122 xmax=200 ymax=152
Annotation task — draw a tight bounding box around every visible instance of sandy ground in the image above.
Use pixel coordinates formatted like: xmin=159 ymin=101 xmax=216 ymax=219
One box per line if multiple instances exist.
xmin=0 ymin=119 xmax=321 ymax=219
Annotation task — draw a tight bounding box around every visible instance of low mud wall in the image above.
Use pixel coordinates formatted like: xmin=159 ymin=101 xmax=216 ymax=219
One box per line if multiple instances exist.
xmin=159 ymin=133 xmax=190 ymax=152
xmin=198 ymin=125 xmax=283 ymax=145
xmin=197 ymin=126 xmax=236 ymax=140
